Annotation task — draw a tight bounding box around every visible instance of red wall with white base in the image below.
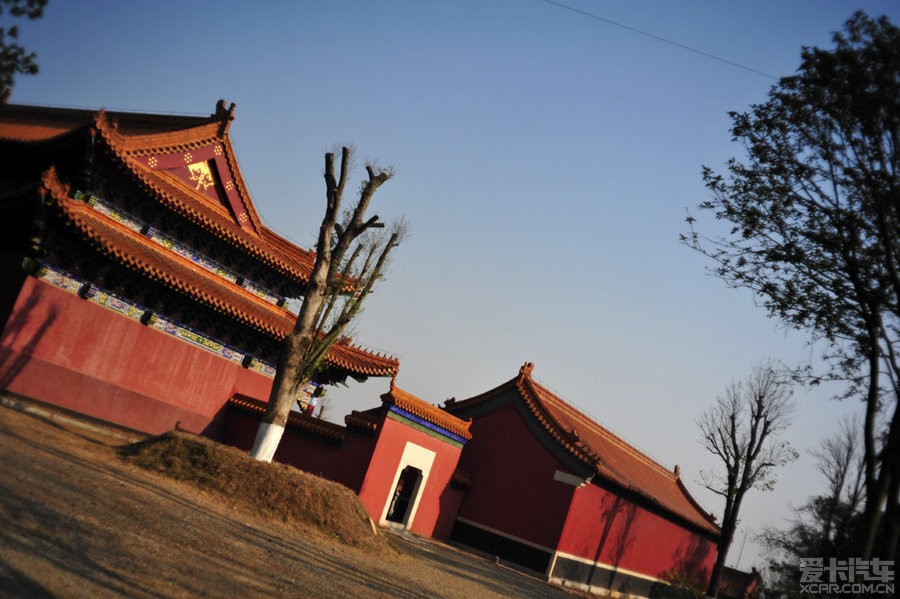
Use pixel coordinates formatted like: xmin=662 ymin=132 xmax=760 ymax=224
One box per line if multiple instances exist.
xmin=0 ymin=277 xmax=468 ymax=542
xmin=454 ymin=403 xmax=576 ymax=549
xmin=557 ymin=480 xmax=716 ymax=581
xmin=454 ymin=399 xmax=717 ymax=585
xmin=222 ymin=405 xmax=466 ymax=540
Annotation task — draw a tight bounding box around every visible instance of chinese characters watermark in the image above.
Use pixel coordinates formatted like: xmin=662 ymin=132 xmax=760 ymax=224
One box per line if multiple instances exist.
xmin=800 ymin=557 xmax=894 ymax=595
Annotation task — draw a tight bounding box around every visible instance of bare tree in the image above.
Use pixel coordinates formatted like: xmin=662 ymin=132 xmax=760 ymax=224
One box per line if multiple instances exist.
xmin=697 ymin=359 xmax=797 ymax=598
xmin=250 ymin=147 xmax=405 ymax=462
xmin=810 ymin=416 xmax=866 ymax=551
xmin=760 ymin=417 xmax=867 ymax=596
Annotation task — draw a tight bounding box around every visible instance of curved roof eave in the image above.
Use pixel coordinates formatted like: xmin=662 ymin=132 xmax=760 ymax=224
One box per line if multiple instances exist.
xmin=91 ymin=107 xmax=316 ymax=285
xmin=39 ymin=169 xmax=399 ymax=379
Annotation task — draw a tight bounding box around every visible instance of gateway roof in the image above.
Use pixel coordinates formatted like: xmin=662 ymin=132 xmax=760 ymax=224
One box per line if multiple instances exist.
xmin=382 ymin=380 xmax=472 ymax=440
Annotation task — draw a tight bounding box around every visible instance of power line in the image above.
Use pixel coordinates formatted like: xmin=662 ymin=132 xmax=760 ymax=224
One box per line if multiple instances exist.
xmin=539 ymin=0 xmax=777 ymax=80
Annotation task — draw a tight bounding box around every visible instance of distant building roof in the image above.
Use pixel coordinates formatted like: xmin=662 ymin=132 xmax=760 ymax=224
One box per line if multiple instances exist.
xmin=444 ymin=362 xmax=720 ymax=535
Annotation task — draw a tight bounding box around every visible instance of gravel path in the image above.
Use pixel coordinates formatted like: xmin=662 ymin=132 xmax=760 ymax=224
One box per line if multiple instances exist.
xmin=0 ymin=399 xmax=584 ymax=598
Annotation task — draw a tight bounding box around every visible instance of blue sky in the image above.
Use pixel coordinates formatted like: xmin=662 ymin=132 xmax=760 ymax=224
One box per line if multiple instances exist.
xmin=11 ymin=1 xmax=900 ymax=569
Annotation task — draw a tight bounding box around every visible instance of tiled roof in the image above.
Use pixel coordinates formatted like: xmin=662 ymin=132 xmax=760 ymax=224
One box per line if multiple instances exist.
xmin=329 ymin=338 xmax=400 ymax=379
xmin=40 ymin=170 xmax=399 ymax=378
xmin=0 ymin=102 xmax=316 ymax=284
xmin=382 ymin=380 xmax=472 ymax=440
xmin=126 ymin=165 xmax=316 ymax=282
xmin=92 ymin=109 xmax=317 ymax=283
xmin=228 ymin=394 xmax=346 ymax=441
xmin=345 ymin=408 xmax=380 ymax=433
xmin=444 ymin=362 xmax=719 ymax=535
xmin=0 ymin=103 xmax=213 ymax=142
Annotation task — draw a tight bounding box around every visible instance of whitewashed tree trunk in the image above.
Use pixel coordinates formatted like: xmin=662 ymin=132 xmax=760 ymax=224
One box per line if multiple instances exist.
xmin=250 ymin=422 xmax=285 ymax=463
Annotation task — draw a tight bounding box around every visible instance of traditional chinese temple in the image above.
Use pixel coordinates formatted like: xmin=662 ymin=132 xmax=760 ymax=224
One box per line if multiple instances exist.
xmin=1 ymin=102 xmax=721 ymax=598
xmin=0 ymin=102 xmax=398 ymax=436
xmin=444 ymin=363 xmax=720 ymax=596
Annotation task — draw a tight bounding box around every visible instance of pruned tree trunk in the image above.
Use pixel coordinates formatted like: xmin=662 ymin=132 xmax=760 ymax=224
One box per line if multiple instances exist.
xmin=250 ymin=327 xmax=319 ymax=461
xmin=250 ymin=147 xmax=403 ymax=462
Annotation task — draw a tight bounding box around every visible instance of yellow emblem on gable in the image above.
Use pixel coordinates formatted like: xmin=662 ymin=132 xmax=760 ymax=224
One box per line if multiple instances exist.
xmin=187 ymin=161 xmax=215 ymax=192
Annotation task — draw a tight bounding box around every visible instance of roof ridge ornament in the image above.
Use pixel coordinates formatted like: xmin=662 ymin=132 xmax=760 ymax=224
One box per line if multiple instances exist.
xmin=213 ymin=99 xmax=236 ymax=137
xmin=80 ymin=126 xmax=98 ymax=190
xmin=92 ymin=109 xmax=123 ymax=145
xmin=519 ymin=362 xmax=535 ymax=378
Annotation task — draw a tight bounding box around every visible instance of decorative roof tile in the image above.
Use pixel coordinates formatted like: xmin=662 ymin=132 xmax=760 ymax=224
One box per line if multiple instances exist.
xmin=382 ymin=379 xmax=472 ymax=440
xmin=0 ymin=103 xmax=213 ymax=142
xmin=444 ymin=362 xmax=719 ymax=535
xmin=129 ymin=165 xmax=316 ymax=281
xmin=330 ymin=338 xmax=400 ymax=379
xmin=345 ymin=408 xmax=380 ymax=433
xmin=93 ymin=111 xmax=318 ymax=282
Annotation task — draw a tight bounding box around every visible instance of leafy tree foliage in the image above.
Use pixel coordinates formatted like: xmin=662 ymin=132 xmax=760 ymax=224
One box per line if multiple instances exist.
xmin=683 ymin=12 xmax=900 ymax=560
xmin=0 ymin=0 xmax=46 ymax=99
xmin=697 ymin=360 xmax=797 ymax=598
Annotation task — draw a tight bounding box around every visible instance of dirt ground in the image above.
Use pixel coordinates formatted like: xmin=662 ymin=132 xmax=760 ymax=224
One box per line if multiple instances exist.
xmin=0 ymin=399 xmax=584 ymax=598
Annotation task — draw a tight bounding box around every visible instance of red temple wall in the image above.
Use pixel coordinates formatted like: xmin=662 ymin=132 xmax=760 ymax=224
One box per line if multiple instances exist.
xmin=455 ymin=403 xmax=575 ymax=549
xmin=433 ymin=481 xmax=467 ymax=541
xmin=221 ymin=408 xmax=377 ymax=492
xmin=357 ymin=415 xmax=465 ymax=540
xmin=329 ymin=431 xmax=384 ymax=493
xmin=557 ymin=480 xmax=716 ymax=582
xmin=0 ymin=253 xmax=27 ymax=332
xmin=224 ymin=408 xmax=466 ymax=539
xmin=0 ymin=277 xmax=272 ymax=434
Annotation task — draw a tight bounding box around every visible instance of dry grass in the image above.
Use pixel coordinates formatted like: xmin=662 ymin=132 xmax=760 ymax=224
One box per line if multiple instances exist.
xmin=118 ymin=431 xmax=384 ymax=550
xmin=2 ymin=402 xmax=581 ymax=598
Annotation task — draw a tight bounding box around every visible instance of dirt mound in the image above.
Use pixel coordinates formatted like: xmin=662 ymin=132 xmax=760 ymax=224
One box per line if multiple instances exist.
xmin=119 ymin=431 xmax=381 ymax=548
